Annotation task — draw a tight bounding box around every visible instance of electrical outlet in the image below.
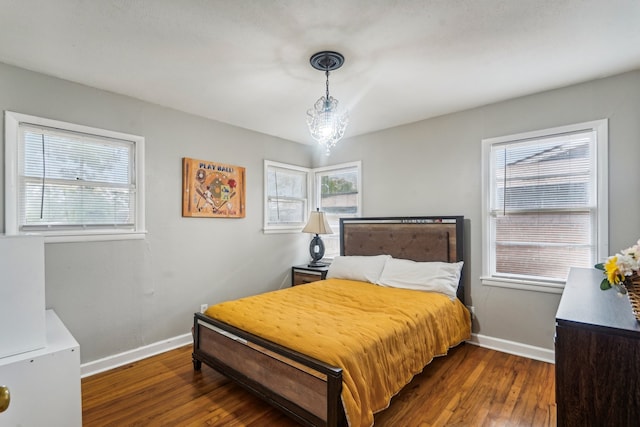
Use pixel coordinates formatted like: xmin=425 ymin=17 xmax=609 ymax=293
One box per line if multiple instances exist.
xmin=200 ymin=303 xmax=208 ymax=314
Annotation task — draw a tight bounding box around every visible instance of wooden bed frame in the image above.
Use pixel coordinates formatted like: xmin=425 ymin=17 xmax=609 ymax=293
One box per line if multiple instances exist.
xmin=192 ymin=216 xmax=464 ymax=427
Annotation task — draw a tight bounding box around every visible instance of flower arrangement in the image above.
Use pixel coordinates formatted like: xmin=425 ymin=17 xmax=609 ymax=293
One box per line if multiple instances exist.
xmin=595 ymin=239 xmax=640 ymax=293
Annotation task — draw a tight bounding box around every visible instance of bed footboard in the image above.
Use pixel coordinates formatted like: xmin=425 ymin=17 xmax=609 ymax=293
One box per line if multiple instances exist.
xmin=192 ymin=313 xmax=345 ymax=427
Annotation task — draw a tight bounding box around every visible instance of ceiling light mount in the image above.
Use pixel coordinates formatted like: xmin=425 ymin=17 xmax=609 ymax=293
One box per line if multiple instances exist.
xmin=306 ymin=51 xmax=349 ymax=156
xmin=309 ymin=51 xmax=345 ymax=72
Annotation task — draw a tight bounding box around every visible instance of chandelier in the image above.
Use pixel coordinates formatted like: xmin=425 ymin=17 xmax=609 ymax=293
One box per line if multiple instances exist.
xmin=306 ymin=51 xmax=349 ymax=156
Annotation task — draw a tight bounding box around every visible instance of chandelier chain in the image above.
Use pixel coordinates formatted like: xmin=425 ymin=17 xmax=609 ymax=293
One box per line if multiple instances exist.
xmin=325 ymin=70 xmax=330 ymax=100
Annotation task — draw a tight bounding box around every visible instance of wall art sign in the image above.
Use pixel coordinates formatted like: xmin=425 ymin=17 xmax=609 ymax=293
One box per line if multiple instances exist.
xmin=182 ymin=157 xmax=246 ymax=218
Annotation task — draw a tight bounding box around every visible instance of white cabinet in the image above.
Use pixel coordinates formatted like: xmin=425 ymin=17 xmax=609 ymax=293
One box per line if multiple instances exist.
xmin=0 ymin=310 xmax=81 ymax=427
xmin=0 ymin=235 xmax=46 ymax=358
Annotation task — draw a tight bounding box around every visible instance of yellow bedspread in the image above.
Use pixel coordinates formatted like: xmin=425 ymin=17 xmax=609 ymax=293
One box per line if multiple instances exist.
xmin=205 ymin=279 xmax=471 ymax=427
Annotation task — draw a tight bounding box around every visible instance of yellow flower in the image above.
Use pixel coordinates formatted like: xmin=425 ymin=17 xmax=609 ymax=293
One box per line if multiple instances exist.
xmin=605 ymin=256 xmax=624 ymax=285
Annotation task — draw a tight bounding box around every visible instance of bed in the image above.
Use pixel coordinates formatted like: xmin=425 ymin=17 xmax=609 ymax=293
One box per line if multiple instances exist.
xmin=192 ymin=216 xmax=470 ymax=427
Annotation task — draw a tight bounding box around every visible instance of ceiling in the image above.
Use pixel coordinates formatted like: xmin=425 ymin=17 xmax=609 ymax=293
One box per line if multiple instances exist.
xmin=1 ymin=0 xmax=639 ymax=145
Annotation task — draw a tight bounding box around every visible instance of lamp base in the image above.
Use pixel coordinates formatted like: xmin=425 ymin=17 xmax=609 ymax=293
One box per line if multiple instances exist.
xmin=307 ymin=261 xmax=327 ymax=268
xmin=308 ymin=234 xmax=325 ymax=266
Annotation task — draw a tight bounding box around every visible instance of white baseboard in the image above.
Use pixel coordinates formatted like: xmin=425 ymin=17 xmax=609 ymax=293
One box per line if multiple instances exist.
xmin=80 ymin=332 xmax=192 ymax=378
xmin=80 ymin=331 xmax=553 ymax=378
xmin=467 ymin=333 xmax=555 ymax=364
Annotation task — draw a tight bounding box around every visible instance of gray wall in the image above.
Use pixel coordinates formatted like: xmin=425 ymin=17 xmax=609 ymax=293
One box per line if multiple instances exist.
xmin=319 ymin=70 xmax=640 ymax=350
xmin=0 ymin=62 xmax=313 ymax=363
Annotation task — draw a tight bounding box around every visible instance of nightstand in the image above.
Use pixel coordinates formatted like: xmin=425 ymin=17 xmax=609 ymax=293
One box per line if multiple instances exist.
xmin=291 ymin=264 xmax=329 ymax=286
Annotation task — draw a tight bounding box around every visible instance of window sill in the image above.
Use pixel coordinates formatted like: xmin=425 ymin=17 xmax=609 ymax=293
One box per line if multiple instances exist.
xmin=263 ymin=227 xmax=303 ymax=234
xmin=481 ymin=276 xmax=565 ymax=294
xmin=36 ymin=231 xmax=148 ymax=244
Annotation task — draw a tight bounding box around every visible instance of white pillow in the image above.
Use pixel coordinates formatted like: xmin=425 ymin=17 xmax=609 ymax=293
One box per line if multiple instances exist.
xmin=326 ymin=255 xmax=391 ymax=284
xmin=377 ymin=258 xmax=463 ymax=299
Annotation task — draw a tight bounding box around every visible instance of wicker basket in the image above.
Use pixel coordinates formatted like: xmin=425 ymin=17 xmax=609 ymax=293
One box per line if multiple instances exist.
xmin=626 ymin=277 xmax=640 ymax=321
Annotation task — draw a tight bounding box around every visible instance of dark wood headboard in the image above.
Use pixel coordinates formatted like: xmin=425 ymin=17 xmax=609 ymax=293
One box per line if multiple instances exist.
xmin=340 ymin=216 xmax=464 ymax=300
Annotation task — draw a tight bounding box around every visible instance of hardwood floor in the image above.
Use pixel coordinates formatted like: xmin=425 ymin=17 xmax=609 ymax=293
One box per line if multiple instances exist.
xmin=82 ymin=343 xmax=556 ymax=427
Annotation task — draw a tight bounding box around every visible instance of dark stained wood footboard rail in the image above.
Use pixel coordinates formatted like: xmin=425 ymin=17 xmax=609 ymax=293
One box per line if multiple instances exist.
xmin=192 ymin=313 xmax=346 ymax=427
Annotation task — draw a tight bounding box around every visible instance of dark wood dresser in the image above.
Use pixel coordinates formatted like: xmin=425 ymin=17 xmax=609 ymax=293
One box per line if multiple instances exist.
xmin=556 ymin=267 xmax=640 ymax=426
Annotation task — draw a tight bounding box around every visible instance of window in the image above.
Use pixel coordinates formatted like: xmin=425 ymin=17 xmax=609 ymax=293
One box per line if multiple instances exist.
xmin=264 ymin=160 xmax=310 ymax=232
xmin=481 ymin=120 xmax=608 ymax=293
xmin=264 ymin=160 xmax=362 ymax=259
xmin=313 ymin=161 xmax=362 ymax=258
xmin=4 ymin=111 xmax=145 ymax=242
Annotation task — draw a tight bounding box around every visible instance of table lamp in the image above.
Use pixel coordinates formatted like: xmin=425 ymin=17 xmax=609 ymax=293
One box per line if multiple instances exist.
xmin=302 ymin=209 xmax=333 ymax=267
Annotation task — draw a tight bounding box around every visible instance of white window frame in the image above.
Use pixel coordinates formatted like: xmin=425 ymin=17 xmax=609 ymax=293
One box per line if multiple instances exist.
xmin=312 ymin=161 xmax=362 ymax=212
xmin=481 ymin=119 xmax=608 ymax=294
xmin=263 ymin=160 xmax=362 ymax=245
xmin=4 ymin=111 xmax=146 ymax=243
xmin=263 ymin=160 xmax=311 ymax=233
xmin=312 ymin=161 xmax=362 ymax=259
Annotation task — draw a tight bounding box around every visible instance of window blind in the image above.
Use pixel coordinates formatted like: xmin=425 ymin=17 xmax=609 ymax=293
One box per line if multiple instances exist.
xmin=266 ymin=164 xmax=307 ymax=226
xmin=489 ymin=130 xmax=596 ymax=282
xmin=20 ymin=124 xmax=135 ymax=231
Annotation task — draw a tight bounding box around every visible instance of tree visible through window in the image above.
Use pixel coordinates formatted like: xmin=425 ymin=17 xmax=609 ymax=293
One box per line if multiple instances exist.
xmin=315 ymin=162 xmax=361 ymax=258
